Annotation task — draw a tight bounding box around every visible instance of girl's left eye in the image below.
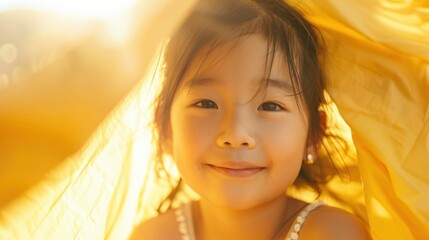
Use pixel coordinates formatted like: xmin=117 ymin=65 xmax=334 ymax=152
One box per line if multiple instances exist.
xmin=257 ymin=102 xmax=285 ymax=111
xmin=193 ymin=99 xmax=218 ymax=109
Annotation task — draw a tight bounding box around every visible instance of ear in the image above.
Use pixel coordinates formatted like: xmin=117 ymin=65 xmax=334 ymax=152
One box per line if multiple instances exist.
xmin=315 ymin=110 xmax=327 ymax=150
xmin=307 ymin=110 xmax=327 ymax=155
xmin=163 ymin=122 xmax=174 ymax=156
xmin=155 ymin=105 xmax=174 ymax=156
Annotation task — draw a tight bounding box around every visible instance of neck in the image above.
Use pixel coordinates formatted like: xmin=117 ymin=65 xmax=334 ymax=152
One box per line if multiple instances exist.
xmin=194 ymin=195 xmax=292 ymax=240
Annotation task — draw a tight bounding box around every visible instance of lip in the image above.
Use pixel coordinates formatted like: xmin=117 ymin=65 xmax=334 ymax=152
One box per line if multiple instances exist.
xmin=206 ymin=162 xmax=266 ymax=178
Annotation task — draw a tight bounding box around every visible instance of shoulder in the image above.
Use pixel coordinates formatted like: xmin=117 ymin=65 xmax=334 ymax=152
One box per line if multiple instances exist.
xmin=129 ymin=208 xmax=180 ymax=240
xmin=300 ymin=205 xmax=372 ymax=240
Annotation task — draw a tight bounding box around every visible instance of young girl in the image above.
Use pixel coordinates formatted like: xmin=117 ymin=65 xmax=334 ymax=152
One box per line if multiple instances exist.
xmin=132 ymin=0 xmax=371 ymax=239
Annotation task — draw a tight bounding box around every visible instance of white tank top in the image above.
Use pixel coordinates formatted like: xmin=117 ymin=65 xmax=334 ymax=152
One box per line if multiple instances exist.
xmin=174 ymin=201 xmax=324 ymax=240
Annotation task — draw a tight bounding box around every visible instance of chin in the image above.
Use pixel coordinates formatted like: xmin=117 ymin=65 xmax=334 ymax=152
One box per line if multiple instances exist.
xmin=203 ymin=191 xmax=277 ymax=211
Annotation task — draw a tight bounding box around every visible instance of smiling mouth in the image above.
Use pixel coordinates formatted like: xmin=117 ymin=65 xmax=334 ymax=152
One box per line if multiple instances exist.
xmin=206 ymin=164 xmax=265 ymax=177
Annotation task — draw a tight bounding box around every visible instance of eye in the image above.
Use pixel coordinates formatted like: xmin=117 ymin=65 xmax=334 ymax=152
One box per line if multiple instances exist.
xmin=257 ymin=102 xmax=284 ymax=111
xmin=194 ymin=99 xmax=218 ymax=109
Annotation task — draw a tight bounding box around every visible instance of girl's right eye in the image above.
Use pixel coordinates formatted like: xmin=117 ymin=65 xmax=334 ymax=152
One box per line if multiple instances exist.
xmin=194 ymin=99 xmax=218 ymax=109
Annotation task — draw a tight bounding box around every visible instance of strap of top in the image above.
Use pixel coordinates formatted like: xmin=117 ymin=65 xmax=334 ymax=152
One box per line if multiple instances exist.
xmin=175 ymin=201 xmax=324 ymax=240
xmin=284 ymin=201 xmax=324 ymax=240
xmin=175 ymin=203 xmax=196 ymax=240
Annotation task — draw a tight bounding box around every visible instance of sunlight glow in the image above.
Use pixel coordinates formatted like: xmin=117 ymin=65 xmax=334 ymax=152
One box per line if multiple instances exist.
xmin=0 ymin=0 xmax=137 ymax=20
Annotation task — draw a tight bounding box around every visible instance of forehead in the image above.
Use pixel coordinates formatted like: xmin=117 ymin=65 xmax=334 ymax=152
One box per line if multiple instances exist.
xmin=181 ymin=34 xmax=293 ymax=91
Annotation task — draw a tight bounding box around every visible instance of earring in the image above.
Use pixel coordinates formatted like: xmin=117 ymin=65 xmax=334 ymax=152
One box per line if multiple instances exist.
xmin=305 ymin=153 xmax=315 ymax=165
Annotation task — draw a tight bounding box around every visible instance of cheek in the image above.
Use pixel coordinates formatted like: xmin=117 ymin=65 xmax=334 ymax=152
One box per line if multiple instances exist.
xmin=261 ymin=117 xmax=308 ymax=167
xmin=170 ymin=106 xmax=217 ymax=161
xmin=264 ymin=120 xmax=307 ymax=189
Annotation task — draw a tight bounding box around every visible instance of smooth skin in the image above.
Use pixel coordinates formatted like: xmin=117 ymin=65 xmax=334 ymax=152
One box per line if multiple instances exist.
xmin=131 ymin=34 xmax=371 ymax=240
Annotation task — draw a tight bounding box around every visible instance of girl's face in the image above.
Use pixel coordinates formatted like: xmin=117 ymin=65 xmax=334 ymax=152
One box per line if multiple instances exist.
xmin=167 ymin=34 xmax=309 ymax=210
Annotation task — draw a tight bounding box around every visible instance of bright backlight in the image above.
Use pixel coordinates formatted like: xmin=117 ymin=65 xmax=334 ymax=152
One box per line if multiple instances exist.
xmin=0 ymin=0 xmax=137 ymax=20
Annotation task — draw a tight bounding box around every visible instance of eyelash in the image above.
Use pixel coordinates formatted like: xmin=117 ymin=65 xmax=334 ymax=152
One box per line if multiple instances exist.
xmin=193 ymin=100 xmax=285 ymax=112
xmin=257 ymin=102 xmax=285 ymax=112
xmin=193 ymin=99 xmax=218 ymax=109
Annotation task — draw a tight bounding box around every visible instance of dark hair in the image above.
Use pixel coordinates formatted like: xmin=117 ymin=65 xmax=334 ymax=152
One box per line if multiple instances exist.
xmin=152 ymin=0 xmax=344 ymax=213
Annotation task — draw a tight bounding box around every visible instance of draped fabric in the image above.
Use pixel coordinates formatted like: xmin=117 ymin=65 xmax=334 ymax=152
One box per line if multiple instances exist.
xmin=0 ymin=1 xmax=428 ymax=239
xmin=298 ymin=1 xmax=429 ymax=239
xmin=0 ymin=1 xmax=197 ymax=239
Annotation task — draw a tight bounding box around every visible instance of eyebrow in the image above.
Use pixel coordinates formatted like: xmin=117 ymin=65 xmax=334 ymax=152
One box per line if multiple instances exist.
xmin=183 ymin=77 xmax=295 ymax=93
xmin=183 ymin=77 xmax=218 ymax=89
xmin=266 ymin=78 xmax=294 ymax=93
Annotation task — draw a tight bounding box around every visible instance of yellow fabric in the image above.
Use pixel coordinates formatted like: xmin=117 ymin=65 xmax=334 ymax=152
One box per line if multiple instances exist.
xmin=0 ymin=1 xmax=197 ymax=239
xmin=1 ymin=1 xmax=428 ymax=239
xmin=297 ymin=0 xmax=429 ymax=239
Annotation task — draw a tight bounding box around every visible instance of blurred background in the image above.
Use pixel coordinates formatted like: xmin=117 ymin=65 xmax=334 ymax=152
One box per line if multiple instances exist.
xmin=1 ymin=1 xmax=427 ymax=239
xmin=0 ymin=0 xmax=144 ymax=208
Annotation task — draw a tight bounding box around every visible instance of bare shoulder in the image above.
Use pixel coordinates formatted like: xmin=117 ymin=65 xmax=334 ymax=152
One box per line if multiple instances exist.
xmin=129 ymin=208 xmax=180 ymax=240
xmin=300 ymin=205 xmax=372 ymax=240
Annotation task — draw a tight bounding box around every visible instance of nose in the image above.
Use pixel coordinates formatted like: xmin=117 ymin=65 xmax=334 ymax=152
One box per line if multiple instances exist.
xmin=216 ymin=110 xmax=256 ymax=149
